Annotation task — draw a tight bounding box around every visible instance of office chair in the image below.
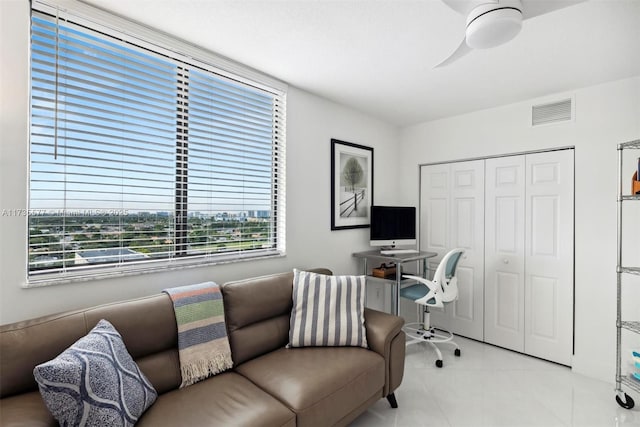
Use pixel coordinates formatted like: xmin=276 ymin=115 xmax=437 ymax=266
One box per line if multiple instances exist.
xmin=400 ymin=248 xmax=465 ymax=368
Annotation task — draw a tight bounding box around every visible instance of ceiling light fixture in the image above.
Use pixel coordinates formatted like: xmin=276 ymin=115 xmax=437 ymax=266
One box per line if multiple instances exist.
xmin=465 ymin=3 xmax=523 ymax=49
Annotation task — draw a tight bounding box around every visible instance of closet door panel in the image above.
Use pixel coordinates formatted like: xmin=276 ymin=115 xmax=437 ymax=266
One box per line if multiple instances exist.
xmin=529 ymin=275 xmax=558 ymax=338
xmin=524 ymin=150 xmax=574 ymax=365
xmin=484 ymin=156 xmax=525 ymax=351
xmin=429 ymin=199 xmax=448 ymax=249
xmin=452 ymin=265 xmax=475 ymax=321
xmin=495 ymin=271 xmax=521 ymax=331
xmin=420 ymin=164 xmax=450 ymax=256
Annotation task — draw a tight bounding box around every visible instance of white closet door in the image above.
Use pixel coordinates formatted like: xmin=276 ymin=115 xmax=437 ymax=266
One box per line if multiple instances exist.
xmin=443 ymin=160 xmax=485 ymax=340
xmin=421 ymin=160 xmax=485 ymax=340
xmin=484 ymin=156 xmax=526 ymax=352
xmin=415 ymin=164 xmax=450 ymax=324
xmin=524 ymin=150 xmax=574 ymax=365
xmin=420 ymin=150 xmax=574 ymax=364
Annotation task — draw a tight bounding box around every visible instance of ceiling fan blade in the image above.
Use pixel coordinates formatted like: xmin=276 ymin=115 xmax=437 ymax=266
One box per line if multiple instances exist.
xmin=435 ymin=38 xmax=473 ymax=68
xmin=441 ymin=0 xmax=498 ymax=16
xmin=521 ymin=0 xmax=586 ymax=20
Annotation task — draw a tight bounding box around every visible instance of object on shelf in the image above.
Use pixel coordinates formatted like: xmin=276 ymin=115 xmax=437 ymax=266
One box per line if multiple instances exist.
xmin=372 ymin=263 xmax=396 ymax=279
xmin=632 ymin=171 xmax=640 ymax=195
xmin=626 ymin=350 xmax=640 ymax=376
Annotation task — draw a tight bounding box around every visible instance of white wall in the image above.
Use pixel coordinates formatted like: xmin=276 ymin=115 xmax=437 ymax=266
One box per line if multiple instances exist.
xmin=399 ymin=76 xmax=640 ymax=382
xmin=0 ymin=0 xmax=400 ymax=324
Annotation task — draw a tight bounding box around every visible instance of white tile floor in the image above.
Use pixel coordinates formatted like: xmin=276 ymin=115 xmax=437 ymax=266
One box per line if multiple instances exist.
xmin=351 ymin=337 xmax=640 ymax=427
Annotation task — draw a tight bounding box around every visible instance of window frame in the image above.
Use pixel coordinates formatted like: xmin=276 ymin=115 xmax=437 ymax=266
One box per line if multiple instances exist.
xmin=26 ymin=1 xmax=287 ymax=287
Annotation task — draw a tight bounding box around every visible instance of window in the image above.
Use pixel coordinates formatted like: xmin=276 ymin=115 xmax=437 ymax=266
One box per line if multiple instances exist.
xmin=28 ymin=4 xmax=286 ymax=284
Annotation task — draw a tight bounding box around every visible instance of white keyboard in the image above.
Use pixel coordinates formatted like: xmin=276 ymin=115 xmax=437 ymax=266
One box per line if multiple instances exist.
xmin=380 ymin=249 xmax=419 ymax=255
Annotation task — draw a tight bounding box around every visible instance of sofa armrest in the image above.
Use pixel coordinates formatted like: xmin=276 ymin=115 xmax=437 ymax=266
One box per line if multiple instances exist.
xmin=364 ymin=308 xmax=403 ymax=356
xmin=364 ymin=308 xmax=405 ymax=397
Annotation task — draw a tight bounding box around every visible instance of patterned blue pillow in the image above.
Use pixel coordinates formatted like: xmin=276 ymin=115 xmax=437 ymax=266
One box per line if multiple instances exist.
xmin=33 ymin=319 xmax=157 ymax=426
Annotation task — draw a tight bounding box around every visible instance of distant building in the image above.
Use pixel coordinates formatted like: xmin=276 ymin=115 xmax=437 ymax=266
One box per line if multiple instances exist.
xmin=75 ymin=248 xmax=148 ymax=265
xmin=248 ymin=210 xmax=270 ymax=218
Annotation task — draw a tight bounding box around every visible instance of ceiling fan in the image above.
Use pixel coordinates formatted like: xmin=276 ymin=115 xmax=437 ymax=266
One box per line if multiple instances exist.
xmin=436 ymin=0 xmax=585 ymax=67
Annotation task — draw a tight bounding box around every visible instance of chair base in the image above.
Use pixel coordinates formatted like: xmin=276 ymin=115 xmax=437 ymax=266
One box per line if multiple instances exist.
xmin=404 ymin=322 xmax=461 ymax=368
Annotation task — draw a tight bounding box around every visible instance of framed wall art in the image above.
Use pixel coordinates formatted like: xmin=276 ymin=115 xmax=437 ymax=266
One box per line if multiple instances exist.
xmin=331 ymin=139 xmax=374 ymax=230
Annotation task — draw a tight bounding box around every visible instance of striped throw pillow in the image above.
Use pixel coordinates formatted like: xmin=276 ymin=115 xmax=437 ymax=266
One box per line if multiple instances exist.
xmin=288 ymin=269 xmax=368 ymax=348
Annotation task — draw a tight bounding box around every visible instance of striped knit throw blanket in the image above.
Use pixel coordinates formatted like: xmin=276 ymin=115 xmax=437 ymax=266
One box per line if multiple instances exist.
xmin=163 ymin=282 xmax=233 ymax=388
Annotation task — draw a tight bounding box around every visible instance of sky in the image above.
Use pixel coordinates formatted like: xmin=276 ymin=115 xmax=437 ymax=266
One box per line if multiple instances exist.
xmin=30 ymin=14 xmax=275 ymax=215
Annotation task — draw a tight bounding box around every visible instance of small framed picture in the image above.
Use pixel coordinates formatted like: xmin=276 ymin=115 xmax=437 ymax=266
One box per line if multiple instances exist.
xmin=331 ymin=139 xmax=374 ymax=230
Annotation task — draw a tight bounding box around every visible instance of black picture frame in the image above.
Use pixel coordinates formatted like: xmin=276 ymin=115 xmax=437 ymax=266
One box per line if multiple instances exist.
xmin=331 ymin=139 xmax=374 ymax=230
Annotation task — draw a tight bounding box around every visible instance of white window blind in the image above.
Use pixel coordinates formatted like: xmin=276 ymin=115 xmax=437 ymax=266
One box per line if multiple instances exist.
xmin=28 ymin=7 xmax=285 ymax=284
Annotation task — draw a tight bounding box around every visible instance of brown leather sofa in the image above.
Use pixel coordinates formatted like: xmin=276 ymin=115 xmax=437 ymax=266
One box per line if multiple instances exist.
xmin=0 ymin=269 xmax=406 ymax=426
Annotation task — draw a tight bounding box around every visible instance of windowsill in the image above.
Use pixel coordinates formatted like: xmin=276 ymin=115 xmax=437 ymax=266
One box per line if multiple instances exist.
xmin=23 ymin=250 xmax=286 ymax=288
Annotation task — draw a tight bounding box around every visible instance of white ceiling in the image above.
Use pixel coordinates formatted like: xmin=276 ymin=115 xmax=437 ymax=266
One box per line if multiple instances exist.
xmin=83 ymin=0 xmax=640 ymax=126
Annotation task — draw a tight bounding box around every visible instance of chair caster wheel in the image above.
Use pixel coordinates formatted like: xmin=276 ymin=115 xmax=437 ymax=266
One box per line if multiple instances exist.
xmin=435 ymin=360 xmax=443 ymax=368
xmin=454 ymin=349 xmax=461 ymax=357
xmin=616 ymin=393 xmax=635 ymax=409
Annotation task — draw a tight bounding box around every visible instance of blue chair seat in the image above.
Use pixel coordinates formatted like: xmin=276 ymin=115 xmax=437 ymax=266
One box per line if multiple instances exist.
xmin=400 ymin=283 xmax=428 ymax=300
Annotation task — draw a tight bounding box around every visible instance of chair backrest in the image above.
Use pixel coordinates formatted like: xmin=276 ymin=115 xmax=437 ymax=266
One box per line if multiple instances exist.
xmin=445 ymin=250 xmax=462 ymax=279
xmin=432 ymin=248 xmax=465 ymax=303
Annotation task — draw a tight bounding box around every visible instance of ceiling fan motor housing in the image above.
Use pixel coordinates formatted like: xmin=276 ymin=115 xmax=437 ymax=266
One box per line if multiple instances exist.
xmin=466 ymin=0 xmax=523 ymax=49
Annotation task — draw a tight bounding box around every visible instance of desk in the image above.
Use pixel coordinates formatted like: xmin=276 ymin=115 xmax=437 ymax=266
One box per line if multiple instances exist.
xmin=352 ymin=250 xmax=438 ymax=316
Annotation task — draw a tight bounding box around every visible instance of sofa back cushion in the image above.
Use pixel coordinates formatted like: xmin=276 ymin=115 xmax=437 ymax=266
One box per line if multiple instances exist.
xmin=83 ymin=294 xmax=181 ymax=394
xmin=0 ymin=294 xmax=181 ymax=398
xmin=1 ymin=312 xmax=87 ymax=398
xmin=221 ymin=268 xmax=332 ymax=365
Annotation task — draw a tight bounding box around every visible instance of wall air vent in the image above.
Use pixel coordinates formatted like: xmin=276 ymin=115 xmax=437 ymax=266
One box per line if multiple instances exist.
xmin=532 ymin=98 xmax=573 ymax=126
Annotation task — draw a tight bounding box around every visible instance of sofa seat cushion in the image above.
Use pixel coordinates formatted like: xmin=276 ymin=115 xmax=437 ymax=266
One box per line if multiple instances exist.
xmin=235 ymin=347 xmax=385 ymax=427
xmin=0 ymin=391 xmax=56 ymax=427
xmin=136 ymin=372 xmax=295 ymax=427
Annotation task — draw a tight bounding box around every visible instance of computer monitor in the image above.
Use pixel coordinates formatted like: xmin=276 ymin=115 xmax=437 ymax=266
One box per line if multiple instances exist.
xmin=369 ymin=206 xmax=416 ymax=248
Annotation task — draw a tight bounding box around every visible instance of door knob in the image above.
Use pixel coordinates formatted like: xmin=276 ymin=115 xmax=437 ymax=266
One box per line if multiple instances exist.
xmin=503 ymin=259 xmax=509 ymax=264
